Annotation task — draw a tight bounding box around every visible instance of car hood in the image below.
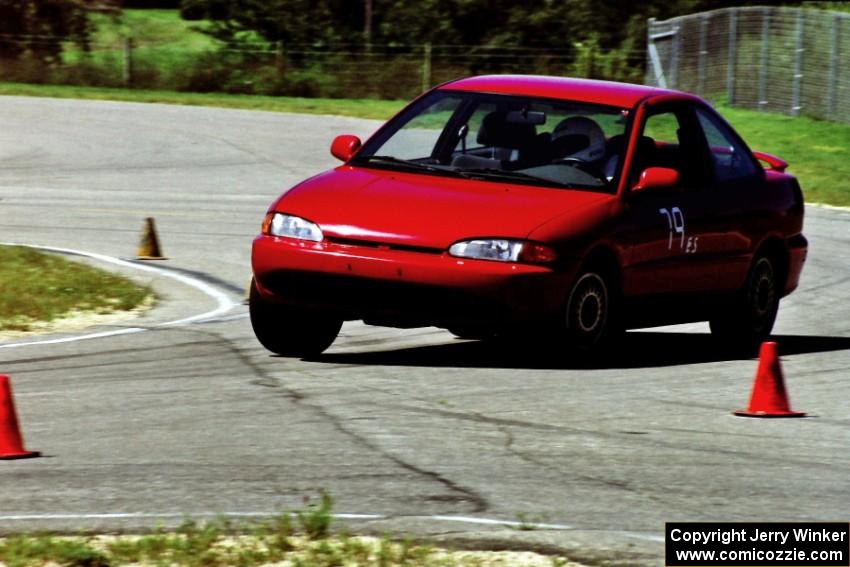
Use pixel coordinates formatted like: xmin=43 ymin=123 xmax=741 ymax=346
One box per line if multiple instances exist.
xmin=273 ymin=166 xmax=613 ymax=249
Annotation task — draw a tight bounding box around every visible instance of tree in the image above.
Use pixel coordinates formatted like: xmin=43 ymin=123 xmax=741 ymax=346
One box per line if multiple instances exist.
xmin=124 ymin=0 xmax=179 ymax=6
xmin=180 ymin=0 xmax=354 ymax=45
xmin=179 ymin=0 xmax=766 ymax=50
xmin=175 ymin=0 xmax=794 ymax=87
xmin=0 ymin=0 xmax=90 ymax=64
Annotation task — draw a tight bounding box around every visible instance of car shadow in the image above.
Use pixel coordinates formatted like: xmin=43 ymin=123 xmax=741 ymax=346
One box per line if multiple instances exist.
xmin=315 ymin=333 xmax=850 ymax=370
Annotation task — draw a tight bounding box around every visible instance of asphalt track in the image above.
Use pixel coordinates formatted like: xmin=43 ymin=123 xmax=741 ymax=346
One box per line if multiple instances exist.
xmin=0 ymin=97 xmax=848 ymax=565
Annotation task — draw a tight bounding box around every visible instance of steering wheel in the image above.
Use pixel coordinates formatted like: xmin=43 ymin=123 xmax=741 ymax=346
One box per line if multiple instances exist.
xmin=555 ymin=157 xmax=606 ymax=180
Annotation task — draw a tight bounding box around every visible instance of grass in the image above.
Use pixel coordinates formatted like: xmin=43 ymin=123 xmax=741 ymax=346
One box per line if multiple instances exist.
xmin=0 ymin=82 xmax=401 ymax=120
xmin=716 ymin=105 xmax=850 ymax=207
xmin=0 ymin=530 xmax=467 ymax=567
xmin=0 ymin=535 xmax=110 ymax=567
xmin=296 ymin=492 xmax=334 ymax=540
xmin=0 ymin=82 xmax=847 ymax=205
xmin=0 ymin=246 xmax=152 ymax=332
xmin=0 ymin=496 xmax=577 ymax=566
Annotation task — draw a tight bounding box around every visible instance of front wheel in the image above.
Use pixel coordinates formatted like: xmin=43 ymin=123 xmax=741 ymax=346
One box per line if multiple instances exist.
xmin=562 ymin=269 xmax=621 ymax=353
xmin=249 ymin=279 xmax=342 ymax=357
xmin=710 ymin=255 xmax=780 ymax=350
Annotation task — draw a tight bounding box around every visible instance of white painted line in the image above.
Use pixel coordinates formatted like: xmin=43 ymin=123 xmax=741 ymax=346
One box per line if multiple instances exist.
xmin=0 ymin=511 xmax=573 ymax=531
xmin=429 ymin=515 xmax=573 ymax=530
xmin=0 ymin=512 xmax=384 ymax=521
xmin=0 ymin=328 xmax=145 ymax=349
xmin=0 ymin=511 xmax=664 ymax=547
xmin=199 ymin=312 xmax=250 ymax=324
xmin=0 ymin=243 xmax=239 ymax=350
xmin=621 ymin=532 xmax=665 ymax=543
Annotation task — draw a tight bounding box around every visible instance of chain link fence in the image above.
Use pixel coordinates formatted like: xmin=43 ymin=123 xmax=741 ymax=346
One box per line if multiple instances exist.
xmin=0 ymin=32 xmax=644 ymax=100
xmin=647 ymin=6 xmax=850 ymax=122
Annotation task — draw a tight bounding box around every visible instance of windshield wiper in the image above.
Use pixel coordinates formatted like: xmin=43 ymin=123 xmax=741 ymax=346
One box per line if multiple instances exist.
xmin=456 ymin=167 xmax=571 ymax=186
xmin=455 ymin=166 xmax=536 ymax=180
xmin=356 ymin=155 xmax=447 ymax=174
xmin=458 ymin=166 xmax=606 ymax=190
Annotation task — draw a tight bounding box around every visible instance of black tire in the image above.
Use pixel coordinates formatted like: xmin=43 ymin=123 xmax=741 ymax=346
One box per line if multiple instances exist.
xmin=709 ymin=255 xmax=780 ymax=350
xmin=563 ymin=269 xmax=621 ymax=353
xmin=249 ymin=279 xmax=342 ymax=357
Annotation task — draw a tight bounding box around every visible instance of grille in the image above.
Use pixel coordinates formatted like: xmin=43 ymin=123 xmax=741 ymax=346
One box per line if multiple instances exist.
xmin=259 ymin=270 xmax=503 ymax=325
xmin=324 ymin=236 xmax=444 ymax=255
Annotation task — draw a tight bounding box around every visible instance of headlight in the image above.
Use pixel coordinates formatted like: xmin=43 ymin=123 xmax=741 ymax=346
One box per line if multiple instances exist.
xmin=262 ymin=212 xmax=323 ymax=242
xmin=449 ymin=239 xmax=523 ymax=262
xmin=448 ymin=239 xmax=556 ymax=264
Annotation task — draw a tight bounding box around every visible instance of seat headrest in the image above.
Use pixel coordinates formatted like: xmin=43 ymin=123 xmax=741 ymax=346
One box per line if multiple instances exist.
xmin=553 ymin=116 xmax=605 ymax=147
xmin=635 ymin=135 xmax=656 ymax=156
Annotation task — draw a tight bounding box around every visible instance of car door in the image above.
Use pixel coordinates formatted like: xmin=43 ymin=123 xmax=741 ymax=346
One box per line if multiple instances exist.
xmin=618 ymin=102 xmax=726 ymax=300
xmin=692 ymin=105 xmax=766 ymax=290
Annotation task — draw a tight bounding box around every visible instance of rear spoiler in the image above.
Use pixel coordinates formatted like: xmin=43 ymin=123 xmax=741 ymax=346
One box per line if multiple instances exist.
xmin=752 ymin=151 xmax=788 ymax=173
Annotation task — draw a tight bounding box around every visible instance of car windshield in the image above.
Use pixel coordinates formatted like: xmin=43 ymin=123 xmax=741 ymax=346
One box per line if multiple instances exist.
xmin=353 ymin=90 xmax=630 ymax=191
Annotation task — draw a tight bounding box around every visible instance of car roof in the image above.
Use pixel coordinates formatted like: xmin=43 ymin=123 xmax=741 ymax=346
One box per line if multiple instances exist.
xmin=439 ymin=75 xmax=685 ymax=108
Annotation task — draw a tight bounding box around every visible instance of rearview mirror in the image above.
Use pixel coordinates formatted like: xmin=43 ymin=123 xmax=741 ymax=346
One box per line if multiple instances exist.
xmin=506 ymin=110 xmax=546 ymax=125
xmin=331 ymin=134 xmax=362 ymax=162
xmin=632 ymin=167 xmax=679 ymax=193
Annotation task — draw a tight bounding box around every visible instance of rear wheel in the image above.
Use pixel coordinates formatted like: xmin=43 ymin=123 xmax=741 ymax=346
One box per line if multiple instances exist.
xmin=710 ymin=255 xmax=780 ymax=350
xmin=249 ymin=279 xmax=342 ymax=357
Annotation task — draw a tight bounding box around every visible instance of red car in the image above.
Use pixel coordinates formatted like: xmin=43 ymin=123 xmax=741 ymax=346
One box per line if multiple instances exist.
xmin=251 ymin=75 xmax=807 ymax=357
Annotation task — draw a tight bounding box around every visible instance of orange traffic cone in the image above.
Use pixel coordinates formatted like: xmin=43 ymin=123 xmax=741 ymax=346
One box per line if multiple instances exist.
xmin=136 ymin=217 xmax=166 ymax=260
xmin=0 ymin=375 xmax=41 ymax=459
xmin=734 ymin=342 xmax=805 ymax=418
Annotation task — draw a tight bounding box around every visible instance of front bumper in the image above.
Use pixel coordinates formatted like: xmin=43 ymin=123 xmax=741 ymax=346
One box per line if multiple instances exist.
xmin=252 ymin=235 xmax=572 ymax=328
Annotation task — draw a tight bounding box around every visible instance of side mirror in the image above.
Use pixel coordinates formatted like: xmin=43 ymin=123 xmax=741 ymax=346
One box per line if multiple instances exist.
xmin=330 ymin=134 xmax=362 ymax=162
xmin=632 ymin=167 xmax=679 ymax=193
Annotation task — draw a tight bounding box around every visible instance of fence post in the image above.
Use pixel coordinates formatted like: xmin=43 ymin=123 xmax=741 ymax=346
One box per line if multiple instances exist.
xmin=791 ymin=9 xmax=804 ymax=116
xmin=646 ymin=18 xmax=654 ymax=85
xmin=698 ymin=15 xmax=709 ymax=95
xmin=421 ymin=42 xmax=432 ymax=92
xmin=758 ymin=8 xmax=770 ymax=112
xmin=275 ymin=40 xmax=284 ymax=72
xmin=727 ymin=9 xmax=737 ymax=105
xmin=122 ymin=37 xmax=133 ymax=88
xmin=827 ymin=14 xmax=839 ymax=119
xmin=670 ymin=22 xmax=680 ymax=88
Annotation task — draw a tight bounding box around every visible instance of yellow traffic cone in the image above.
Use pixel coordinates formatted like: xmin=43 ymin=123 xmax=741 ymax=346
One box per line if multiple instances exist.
xmin=136 ymin=217 xmax=166 ymax=260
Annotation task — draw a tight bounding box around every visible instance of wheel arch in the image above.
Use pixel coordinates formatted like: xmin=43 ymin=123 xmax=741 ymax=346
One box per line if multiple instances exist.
xmin=753 ymin=236 xmax=789 ymax=292
xmin=578 ymin=245 xmax=623 ymax=292
xmin=561 ymin=244 xmax=625 ymax=350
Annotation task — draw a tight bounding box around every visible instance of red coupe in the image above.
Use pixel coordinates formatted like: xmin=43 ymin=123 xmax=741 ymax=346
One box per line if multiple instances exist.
xmin=251 ymin=75 xmax=807 ymax=357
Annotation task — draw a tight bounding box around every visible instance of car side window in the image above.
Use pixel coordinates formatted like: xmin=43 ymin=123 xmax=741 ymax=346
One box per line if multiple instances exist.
xmin=642 ymin=111 xmax=680 ymax=145
xmin=637 ymin=107 xmax=709 ymax=189
xmin=631 ymin=110 xmax=681 ymax=185
xmin=695 ymin=108 xmax=760 ymax=183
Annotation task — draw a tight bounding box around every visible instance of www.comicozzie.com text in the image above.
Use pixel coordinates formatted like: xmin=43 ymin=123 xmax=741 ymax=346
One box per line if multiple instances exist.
xmin=669 ymin=527 xmax=848 ymax=546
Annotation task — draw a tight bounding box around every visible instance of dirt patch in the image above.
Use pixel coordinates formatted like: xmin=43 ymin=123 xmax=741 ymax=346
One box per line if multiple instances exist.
xmin=0 ymin=295 xmax=154 ymax=342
